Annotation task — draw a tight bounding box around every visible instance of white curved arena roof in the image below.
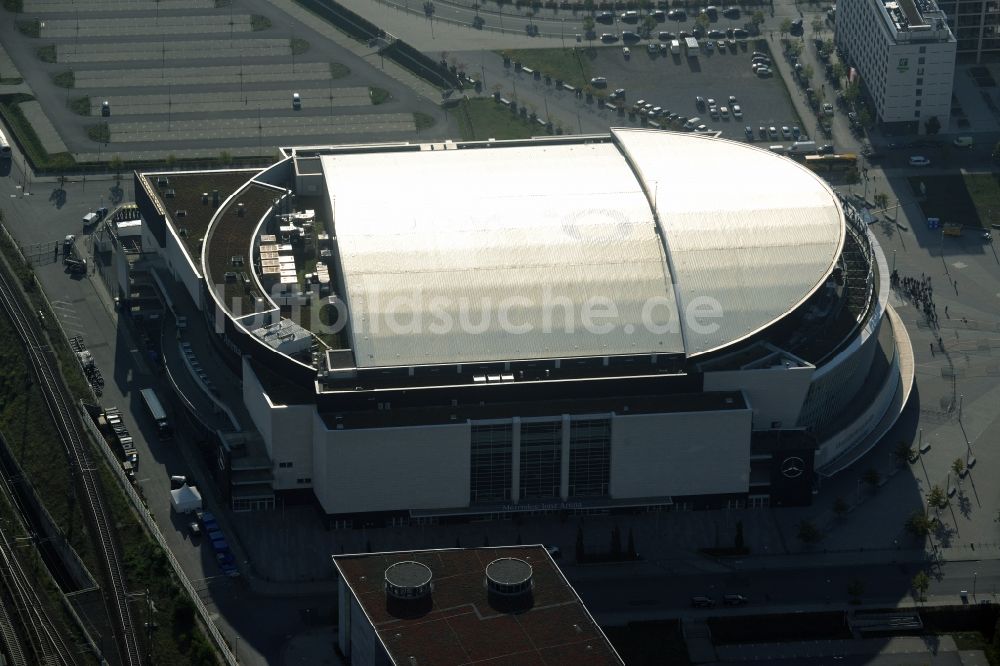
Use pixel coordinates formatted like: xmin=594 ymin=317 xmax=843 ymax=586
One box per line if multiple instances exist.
xmin=320 ymin=129 xmax=845 ymax=368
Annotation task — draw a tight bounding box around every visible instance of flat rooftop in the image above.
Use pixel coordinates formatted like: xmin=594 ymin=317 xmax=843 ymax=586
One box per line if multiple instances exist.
xmin=333 ymin=546 xmax=623 ymax=666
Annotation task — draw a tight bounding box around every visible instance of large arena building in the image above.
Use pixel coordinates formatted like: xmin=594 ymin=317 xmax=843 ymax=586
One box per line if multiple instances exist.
xmin=125 ymin=129 xmax=913 ymax=520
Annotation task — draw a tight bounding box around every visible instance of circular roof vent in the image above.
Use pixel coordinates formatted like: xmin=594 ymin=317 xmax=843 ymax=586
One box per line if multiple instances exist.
xmin=384 ymin=561 xmax=433 ymax=601
xmin=485 ymin=558 xmax=533 ymax=597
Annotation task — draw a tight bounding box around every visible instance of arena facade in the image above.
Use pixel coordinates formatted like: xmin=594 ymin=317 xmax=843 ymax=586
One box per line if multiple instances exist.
xmin=132 ymin=129 xmax=913 ymax=520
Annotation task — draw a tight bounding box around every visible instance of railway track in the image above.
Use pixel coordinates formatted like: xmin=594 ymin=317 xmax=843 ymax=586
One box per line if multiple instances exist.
xmin=0 ymin=264 xmax=142 ymax=665
xmin=0 ymin=485 xmax=77 ymax=666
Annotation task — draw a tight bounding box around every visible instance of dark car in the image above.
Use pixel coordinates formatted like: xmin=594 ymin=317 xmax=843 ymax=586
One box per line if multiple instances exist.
xmin=596 ymin=11 xmax=614 ymax=24
xmin=695 ymin=95 xmax=706 ymax=110
xmin=679 ymin=30 xmax=692 ymax=38
xmin=744 ymin=125 xmax=754 ymax=140
xmin=610 ymin=88 xmax=626 ymax=100
xmin=601 ymin=33 xmax=619 ymax=43
xmin=691 ymin=596 xmax=716 ymax=608
xmin=733 ymin=28 xmax=749 ymax=39
xmin=621 ymin=31 xmax=641 ymax=43
xmin=650 ymin=9 xmax=666 ymax=21
xmin=692 ymin=26 xmax=705 ymax=38
xmin=659 ymin=30 xmax=676 ymax=41
xmin=188 ymin=521 xmax=202 ymax=539
xmin=724 ymin=594 xmax=748 ymax=606
xmin=668 ymin=9 xmax=687 ymax=21
xmin=818 ymin=143 xmax=835 ymax=154
xmin=707 ymin=29 xmax=726 ymax=39
xmin=723 ymin=6 xmax=741 ymax=19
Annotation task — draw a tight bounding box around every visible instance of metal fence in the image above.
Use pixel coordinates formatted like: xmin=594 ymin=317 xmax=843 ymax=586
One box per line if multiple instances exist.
xmin=78 ymin=403 xmax=239 ymax=666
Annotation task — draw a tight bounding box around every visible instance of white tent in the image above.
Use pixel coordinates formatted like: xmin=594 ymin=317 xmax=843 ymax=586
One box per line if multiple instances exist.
xmin=170 ymin=484 xmax=202 ymax=514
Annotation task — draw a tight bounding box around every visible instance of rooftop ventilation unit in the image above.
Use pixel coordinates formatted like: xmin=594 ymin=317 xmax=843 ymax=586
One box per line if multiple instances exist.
xmin=486 ymin=557 xmax=535 ymax=612
xmin=385 ymin=561 xmax=434 ymax=618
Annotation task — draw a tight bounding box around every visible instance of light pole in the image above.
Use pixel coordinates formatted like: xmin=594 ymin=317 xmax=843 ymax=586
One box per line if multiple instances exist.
xmin=974 ymin=571 xmax=978 ymax=599
xmin=561 ymin=19 xmax=566 ymax=48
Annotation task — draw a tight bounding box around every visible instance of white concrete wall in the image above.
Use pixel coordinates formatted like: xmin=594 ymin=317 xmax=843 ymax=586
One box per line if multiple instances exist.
xmin=241 ymin=357 xmax=274 ymax=458
xmin=240 ymin=357 xmax=314 ymax=488
xmin=609 ymin=410 xmax=752 ymax=498
xmin=313 ymin=417 xmax=472 ymax=515
xmin=703 ymin=366 xmax=814 ymax=430
xmin=160 ymin=220 xmax=203 ymax=309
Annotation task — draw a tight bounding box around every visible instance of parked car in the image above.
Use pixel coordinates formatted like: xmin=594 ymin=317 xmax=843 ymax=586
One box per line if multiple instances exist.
xmin=691 ymin=596 xmax=716 ymax=608
xmin=823 ymin=102 xmax=835 ymax=116
xmin=755 ymin=66 xmax=771 ymax=77
xmin=590 ymin=76 xmax=608 ymax=88
xmin=695 ymin=95 xmax=706 ymax=111
xmin=768 ymin=126 xmax=778 ymax=139
xmin=723 ymin=594 xmax=748 ymax=606
xmin=723 ymin=6 xmax=741 ymax=19
xmin=622 ymin=46 xmax=631 ymax=58
xmin=601 ymin=33 xmax=619 ymax=43
xmin=188 ymin=521 xmax=201 ymax=539
xmin=781 ymin=126 xmax=792 ymax=139
xmin=818 ymin=143 xmax=835 ymax=154
xmin=745 ymin=125 xmax=754 ymax=140
xmin=620 ymin=10 xmax=640 ymax=23
xmin=647 ymin=43 xmax=659 ymax=54
xmin=732 ymin=28 xmax=749 ymax=39
xmin=596 ymin=11 xmax=614 ymax=24
xmin=792 ymin=126 xmax=801 ymax=139
xmin=732 ymin=104 xmax=742 ymax=118
xmin=909 ymin=155 xmax=931 ymax=166
xmin=610 ymin=88 xmax=626 ymax=100
xmin=659 ymin=31 xmax=677 ymax=41
xmin=707 ymin=29 xmax=726 ymax=39
xmin=668 ymin=9 xmax=687 ymax=20
xmin=758 ymin=125 xmax=767 ymax=138
xmin=719 ymin=106 xmax=729 ymax=118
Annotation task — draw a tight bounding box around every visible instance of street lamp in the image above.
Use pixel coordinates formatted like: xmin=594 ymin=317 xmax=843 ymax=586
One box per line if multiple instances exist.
xmin=974 ymin=571 xmax=977 ymax=599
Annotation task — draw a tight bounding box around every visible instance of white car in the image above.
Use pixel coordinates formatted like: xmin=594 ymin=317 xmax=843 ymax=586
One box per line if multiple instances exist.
xmin=623 ymin=46 xmax=631 ymax=58
xmin=823 ymin=102 xmax=834 ymax=116
xmin=755 ymin=66 xmax=771 ymax=76
xmin=719 ymin=106 xmax=729 ymax=118
xmin=909 ymin=155 xmax=931 ymax=167
xmin=781 ymin=126 xmax=792 ymax=139
xmin=732 ymin=104 xmax=742 ymax=118
xmin=728 ymin=95 xmax=737 ymax=104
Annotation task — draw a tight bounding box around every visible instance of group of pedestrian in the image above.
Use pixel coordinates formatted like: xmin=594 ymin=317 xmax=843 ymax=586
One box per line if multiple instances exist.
xmin=891 ymin=270 xmax=942 ymax=355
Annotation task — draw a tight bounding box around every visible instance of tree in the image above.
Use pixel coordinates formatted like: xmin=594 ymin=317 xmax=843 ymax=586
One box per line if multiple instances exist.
xmin=803 ymin=63 xmax=814 ymax=81
xmin=906 ymin=511 xmax=935 ymax=537
xmin=832 ymin=61 xmax=846 ymax=84
xmin=843 ymin=78 xmax=861 ymax=104
xmin=832 ymin=496 xmax=849 ymax=518
xmin=811 ymin=17 xmax=824 ymax=35
xmin=912 ymin=570 xmax=930 ymax=601
xmin=927 ymin=484 xmax=947 ymax=511
xmin=925 ymin=116 xmax=941 ymax=135
xmin=779 ymin=17 xmax=793 ymax=37
xmin=787 ymin=40 xmax=803 ymax=58
xmin=642 ymin=14 xmax=657 ymax=38
xmin=751 ymin=10 xmax=765 ymax=30
xmin=875 ymin=192 xmax=890 ymax=212
xmin=627 ymin=528 xmax=637 ymax=559
xmin=575 ymin=525 xmax=586 ymax=562
xmin=847 ymin=578 xmax=865 ymax=602
xmin=951 ymin=458 xmax=965 ymax=480
xmin=858 ymin=107 xmax=874 ymax=128
xmin=863 ymin=468 xmax=881 ymax=489
xmin=797 ymin=520 xmax=821 ymax=545
xmin=218 ymin=149 xmax=232 ymax=166
xmin=583 ymin=15 xmax=596 ymax=46
xmin=734 ymin=520 xmax=745 ymax=550
xmin=165 ymin=153 xmax=177 ymax=170
xmin=695 ymin=13 xmax=710 ymax=32
xmin=109 ymin=154 xmax=123 ymax=180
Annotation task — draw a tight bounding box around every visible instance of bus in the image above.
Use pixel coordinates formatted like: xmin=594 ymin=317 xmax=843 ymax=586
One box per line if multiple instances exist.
xmin=0 ymin=127 xmax=10 ymax=161
xmin=139 ymin=388 xmax=171 ymax=438
xmin=804 ymin=153 xmax=858 ymax=173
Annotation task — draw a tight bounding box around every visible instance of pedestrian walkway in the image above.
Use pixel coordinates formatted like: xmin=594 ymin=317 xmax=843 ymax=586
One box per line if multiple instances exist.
xmin=715 ymin=636 xmax=963 ymax=663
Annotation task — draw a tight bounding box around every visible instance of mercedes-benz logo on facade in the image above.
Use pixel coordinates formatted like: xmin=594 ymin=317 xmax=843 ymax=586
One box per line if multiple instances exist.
xmin=781 ymin=456 xmax=805 ymax=479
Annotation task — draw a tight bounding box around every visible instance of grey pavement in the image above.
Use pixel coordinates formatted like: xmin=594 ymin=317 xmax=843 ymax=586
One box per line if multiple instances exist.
xmin=0 ymin=41 xmax=21 ymax=80
xmin=715 ymin=636 xmax=960 ymax=663
xmin=109 ymin=112 xmax=415 ymax=142
xmin=18 ymin=100 xmax=68 ymax=154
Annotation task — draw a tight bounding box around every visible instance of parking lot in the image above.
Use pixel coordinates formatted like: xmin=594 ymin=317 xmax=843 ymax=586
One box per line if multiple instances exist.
xmin=586 ymin=42 xmax=802 ymax=142
xmin=0 ymin=0 xmax=450 ymax=163
xmin=476 ymin=41 xmax=804 ymax=145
